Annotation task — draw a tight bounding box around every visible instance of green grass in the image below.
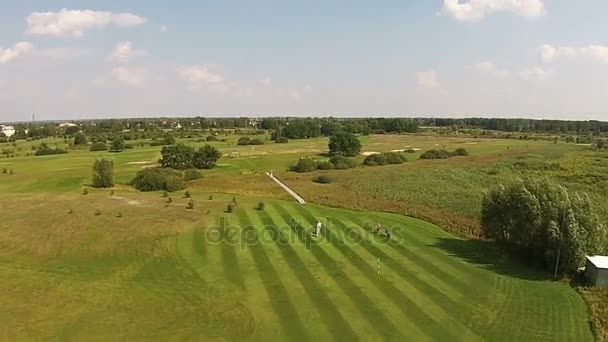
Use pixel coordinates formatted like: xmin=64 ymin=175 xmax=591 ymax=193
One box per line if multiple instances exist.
xmin=0 ymin=133 xmax=603 ymax=340
xmin=0 ymin=192 xmax=593 ymax=340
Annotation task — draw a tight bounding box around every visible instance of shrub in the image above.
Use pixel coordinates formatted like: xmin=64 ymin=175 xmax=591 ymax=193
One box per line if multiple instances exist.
xmin=187 ymin=199 xmax=194 ymax=210
xmin=94 ymin=209 xmax=101 ymax=216
xmin=257 ymin=201 xmax=265 ymax=210
xmin=404 ymin=148 xmax=417 ymax=153
xmin=2 ymin=168 xmax=6 ymax=174
xmin=109 ymin=190 xmax=114 ymax=196
xmin=275 ymin=137 xmax=289 ymax=144
xmin=316 ymin=161 xmax=335 ymax=170
xmin=237 ymin=137 xmax=251 ymax=145
xmin=420 ymin=149 xmax=450 ymax=160
xmin=384 ymin=152 xmax=406 ymax=164
xmin=73 ymin=133 xmax=87 ymax=145
xmin=290 ymin=158 xmax=318 ymax=173
xmin=450 ymin=148 xmax=469 ymax=157
xmin=89 ymin=142 xmax=108 ymax=152
xmin=328 ymin=131 xmax=361 ymax=156
xmin=249 ymin=138 xmax=264 ymax=145
xmin=313 ymin=175 xmax=333 ymax=184
xmin=226 ymin=203 xmax=234 ymax=213
xmin=206 ymin=135 xmax=219 ymax=142
xmin=160 ymin=144 xmax=195 ymax=169
xmin=68 ymin=209 xmax=73 ymax=214
xmin=92 ymin=158 xmax=114 ymax=188
xmin=184 ymin=190 xmax=191 ymax=198
xmin=83 ymin=187 xmax=88 ymax=195
xmin=208 ymin=195 xmax=213 ymax=200
xmin=117 ymin=211 xmax=122 ymax=218
xmin=130 ymin=168 xmax=185 ymax=192
xmin=35 ymin=147 xmax=68 ymax=156
xmin=363 ymin=153 xmax=388 ymax=166
xmin=329 ymin=155 xmax=357 ymax=170
xmin=166 ymin=197 xmax=173 ymax=204
xmin=162 ymin=190 xmax=169 ymax=197
xmin=184 ymin=169 xmax=203 ymax=181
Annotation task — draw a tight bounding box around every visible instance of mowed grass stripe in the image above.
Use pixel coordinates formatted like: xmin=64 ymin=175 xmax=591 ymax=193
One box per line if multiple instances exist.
xmin=271 ymin=202 xmax=410 ymax=341
xmin=218 ymin=216 xmax=246 ymax=291
xmin=287 ymin=204 xmax=466 ymax=341
xmin=255 ymin=209 xmax=361 ymax=341
xmin=351 ymin=213 xmax=494 ymax=290
xmin=323 ymin=212 xmax=480 ymax=337
xmin=233 ymin=210 xmax=310 ymax=342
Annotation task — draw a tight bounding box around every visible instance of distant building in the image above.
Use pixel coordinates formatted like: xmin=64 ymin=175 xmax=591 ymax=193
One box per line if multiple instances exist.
xmin=585 ymin=256 xmax=608 ymax=286
xmin=0 ymin=125 xmax=15 ymax=137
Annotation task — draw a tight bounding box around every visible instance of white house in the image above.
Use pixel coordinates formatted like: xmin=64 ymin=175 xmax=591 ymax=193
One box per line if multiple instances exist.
xmin=585 ymin=256 xmax=608 ymax=286
xmin=0 ymin=125 xmax=15 ymax=137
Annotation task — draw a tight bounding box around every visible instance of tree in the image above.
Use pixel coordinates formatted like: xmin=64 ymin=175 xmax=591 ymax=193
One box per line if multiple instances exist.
xmin=92 ymin=158 xmax=114 ymax=188
xmin=481 ymin=178 xmax=607 ymax=274
xmin=160 ymin=144 xmax=195 ymax=170
xmin=110 ymin=136 xmax=125 ymax=152
xmin=193 ymin=145 xmax=222 ymax=169
xmin=73 ymin=133 xmax=87 ymax=145
xmin=328 ymin=131 xmax=361 ymax=156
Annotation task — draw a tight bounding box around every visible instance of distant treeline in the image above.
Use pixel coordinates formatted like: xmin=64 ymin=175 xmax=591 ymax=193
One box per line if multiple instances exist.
xmin=2 ymin=117 xmax=608 ymax=141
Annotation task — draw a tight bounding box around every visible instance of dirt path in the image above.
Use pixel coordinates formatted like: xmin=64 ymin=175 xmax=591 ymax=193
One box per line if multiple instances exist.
xmin=266 ymin=172 xmax=306 ymax=204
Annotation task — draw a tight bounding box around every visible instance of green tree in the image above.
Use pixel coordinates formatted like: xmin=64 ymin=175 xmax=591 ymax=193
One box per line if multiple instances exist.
xmin=160 ymin=144 xmax=195 ymax=170
xmin=110 ymin=136 xmax=125 ymax=152
xmin=481 ymin=178 xmax=607 ymax=274
xmin=92 ymin=158 xmax=114 ymax=188
xmin=193 ymin=145 xmax=222 ymax=169
xmin=328 ymin=131 xmax=361 ymax=156
xmin=73 ymin=133 xmax=87 ymax=145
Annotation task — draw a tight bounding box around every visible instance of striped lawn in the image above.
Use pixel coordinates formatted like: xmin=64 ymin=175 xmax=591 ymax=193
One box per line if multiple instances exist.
xmin=176 ymin=200 xmax=593 ymax=341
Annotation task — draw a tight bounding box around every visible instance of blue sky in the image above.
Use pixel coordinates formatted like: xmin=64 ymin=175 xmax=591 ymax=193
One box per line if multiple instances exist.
xmin=1 ymin=0 xmax=608 ymax=121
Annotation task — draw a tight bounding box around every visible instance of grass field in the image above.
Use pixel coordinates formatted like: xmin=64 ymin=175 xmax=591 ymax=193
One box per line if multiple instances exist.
xmin=0 ymin=192 xmax=593 ymax=340
xmin=0 ymin=133 xmax=604 ymax=340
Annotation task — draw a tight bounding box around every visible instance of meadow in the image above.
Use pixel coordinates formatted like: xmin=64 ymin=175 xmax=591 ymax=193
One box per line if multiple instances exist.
xmin=0 ymin=132 xmax=605 ymax=340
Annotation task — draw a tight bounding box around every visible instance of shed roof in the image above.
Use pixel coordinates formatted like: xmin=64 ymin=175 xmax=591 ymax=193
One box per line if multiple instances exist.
xmin=587 ymin=256 xmax=608 ymax=269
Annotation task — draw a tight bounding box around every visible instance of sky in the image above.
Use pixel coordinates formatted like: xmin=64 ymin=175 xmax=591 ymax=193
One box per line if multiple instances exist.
xmin=1 ymin=0 xmax=608 ymax=121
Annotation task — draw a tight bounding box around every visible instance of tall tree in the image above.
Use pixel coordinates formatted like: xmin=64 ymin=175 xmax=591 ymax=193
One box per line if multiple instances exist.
xmin=92 ymin=158 xmax=114 ymax=188
xmin=328 ymin=131 xmax=361 ymax=157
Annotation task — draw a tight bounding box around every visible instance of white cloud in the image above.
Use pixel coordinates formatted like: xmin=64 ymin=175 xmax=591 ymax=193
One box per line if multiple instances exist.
xmin=259 ymin=77 xmax=272 ymax=85
xmin=177 ymin=65 xmax=225 ymax=85
xmin=0 ymin=41 xmax=33 ymax=64
xmin=26 ymin=9 xmax=147 ymax=38
xmin=108 ymin=41 xmax=146 ymax=63
xmin=519 ymin=67 xmax=550 ymax=81
xmin=160 ymin=25 xmax=168 ymax=33
xmin=539 ymin=44 xmax=608 ymax=64
xmin=442 ymin=0 xmax=545 ymax=22
xmin=416 ymin=70 xmax=440 ymax=88
xmin=111 ymin=67 xmax=146 ymax=86
xmin=38 ymin=47 xmax=93 ymax=60
xmin=470 ymin=61 xmax=512 ymax=78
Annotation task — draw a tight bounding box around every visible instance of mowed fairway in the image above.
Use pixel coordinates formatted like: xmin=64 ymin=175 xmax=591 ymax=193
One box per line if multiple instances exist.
xmin=0 ymin=192 xmax=592 ymax=341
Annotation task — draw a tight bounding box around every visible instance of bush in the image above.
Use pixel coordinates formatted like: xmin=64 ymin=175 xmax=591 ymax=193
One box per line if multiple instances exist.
xmin=73 ymin=133 xmax=87 ymax=145
xmin=94 ymin=209 xmax=101 ymax=216
xmin=226 ymin=203 xmax=234 ymax=213
xmin=313 ymin=175 xmax=333 ymax=184
xmin=363 ymin=153 xmax=388 ymax=166
xmin=184 ymin=169 xmax=203 ymax=181
xmin=110 ymin=137 xmax=125 ymax=152
xmin=384 ymin=152 xmax=406 ymax=164
xmin=130 ymin=168 xmax=185 ymax=192
xmin=83 ymin=187 xmax=88 ymax=195
xmin=450 ymin=148 xmax=469 ymax=156
xmin=193 ymin=145 xmax=222 ymax=169
xmin=329 ymin=155 xmax=357 ymax=170
xmin=160 ymin=144 xmax=195 ymax=169
xmin=2 ymin=168 xmax=6 ymax=174
xmin=237 ymin=137 xmax=251 ymax=145
xmin=249 ymin=138 xmax=264 ymax=145
xmin=275 ymin=137 xmax=289 ymax=144
xmin=290 ymin=158 xmax=318 ymax=173
xmin=184 ymin=190 xmax=191 ymax=198
xmin=206 ymin=135 xmax=219 ymax=142
xmin=208 ymin=195 xmax=213 ymax=200
xmin=257 ymin=201 xmax=265 ymax=210
xmin=420 ymin=149 xmax=450 ymax=160
xmin=316 ymin=161 xmax=335 ymax=170
xmin=92 ymin=158 xmax=114 ymax=188
xmin=8 ymin=169 xmax=13 ymax=175
xmin=187 ymin=199 xmax=194 ymax=210
xmin=90 ymin=142 xmax=108 ymax=152
xmin=404 ymin=148 xmax=417 ymax=153
xmin=162 ymin=190 xmax=169 ymax=197
xmin=328 ymin=131 xmax=361 ymax=156
xmin=35 ymin=147 xmax=68 ymax=156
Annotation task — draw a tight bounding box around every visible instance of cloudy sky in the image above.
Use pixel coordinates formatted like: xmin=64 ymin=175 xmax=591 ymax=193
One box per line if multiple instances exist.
xmin=1 ymin=0 xmax=608 ymax=121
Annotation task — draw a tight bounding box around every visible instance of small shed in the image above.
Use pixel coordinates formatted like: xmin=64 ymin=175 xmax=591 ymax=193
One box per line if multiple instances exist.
xmin=585 ymin=256 xmax=608 ymax=286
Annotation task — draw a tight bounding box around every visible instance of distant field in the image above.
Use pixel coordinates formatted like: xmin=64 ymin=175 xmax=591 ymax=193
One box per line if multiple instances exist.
xmin=0 ymin=193 xmax=593 ymax=340
xmin=0 ymin=133 xmax=604 ymax=340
